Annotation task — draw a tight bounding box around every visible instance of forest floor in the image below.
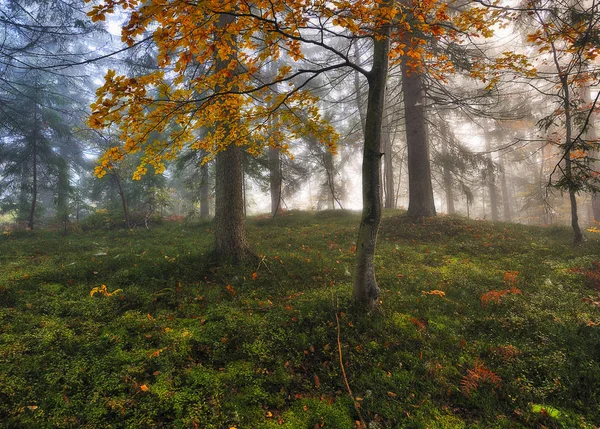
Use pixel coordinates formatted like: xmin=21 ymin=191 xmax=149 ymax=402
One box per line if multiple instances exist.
xmin=1 ymin=210 xmax=600 ymax=428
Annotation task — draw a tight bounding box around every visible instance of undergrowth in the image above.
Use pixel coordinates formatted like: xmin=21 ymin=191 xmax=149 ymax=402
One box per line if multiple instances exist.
xmin=0 ymin=211 xmax=599 ymax=428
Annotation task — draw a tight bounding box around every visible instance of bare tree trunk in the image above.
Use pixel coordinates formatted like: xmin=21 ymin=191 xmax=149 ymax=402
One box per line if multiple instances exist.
xmin=593 ymin=197 xmax=600 ymax=222
xmin=484 ymin=129 xmax=499 ymax=221
xmin=28 ymin=97 xmax=39 ymax=230
xmin=394 ymin=152 xmax=404 ymax=210
xmin=499 ymin=153 xmax=512 ymax=222
xmin=323 ymin=151 xmax=343 ymax=210
xmin=28 ymin=136 xmax=37 ymax=230
xmin=353 ymin=2 xmax=391 ymax=307
xmin=382 ymin=107 xmax=394 ymax=209
xmin=214 ymin=143 xmax=252 ymax=261
xmin=112 ymin=172 xmax=130 ymax=228
xmin=212 ymin=12 xmax=253 ymax=262
xmin=354 ymin=44 xmax=367 ymax=136
xmin=270 ymin=146 xmax=282 ymax=216
xmin=439 ymin=116 xmax=455 ymax=214
xmin=199 ymin=161 xmax=210 ymax=218
xmin=562 ymin=74 xmax=584 ymax=243
xmin=402 ymin=63 xmax=436 ymax=219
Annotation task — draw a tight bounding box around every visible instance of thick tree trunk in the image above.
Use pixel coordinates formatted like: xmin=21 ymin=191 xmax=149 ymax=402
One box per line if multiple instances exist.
xmin=199 ymin=161 xmax=210 ymax=218
xmin=212 ymin=12 xmax=252 ymax=262
xmin=214 ymin=143 xmax=251 ymax=261
xmin=269 ymin=146 xmax=282 ymax=215
xmin=353 ymin=3 xmax=391 ymax=307
xmin=484 ymin=130 xmax=499 ymax=222
xmin=402 ymin=62 xmax=436 ymax=219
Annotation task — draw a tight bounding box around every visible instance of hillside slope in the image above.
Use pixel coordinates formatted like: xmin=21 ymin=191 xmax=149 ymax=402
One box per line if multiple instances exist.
xmin=1 ymin=211 xmax=599 ymax=428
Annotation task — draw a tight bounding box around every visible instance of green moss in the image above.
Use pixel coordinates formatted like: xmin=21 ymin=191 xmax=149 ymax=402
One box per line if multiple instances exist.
xmin=0 ymin=212 xmax=599 ymax=427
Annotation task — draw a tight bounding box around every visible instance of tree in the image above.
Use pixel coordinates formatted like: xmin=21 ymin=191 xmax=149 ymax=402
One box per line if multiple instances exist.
xmin=87 ymin=0 xmax=502 ymax=305
xmin=516 ymin=0 xmax=600 ymax=242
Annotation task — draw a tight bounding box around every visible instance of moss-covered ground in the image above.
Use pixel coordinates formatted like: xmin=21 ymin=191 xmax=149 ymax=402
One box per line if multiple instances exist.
xmin=1 ymin=210 xmax=600 ymax=428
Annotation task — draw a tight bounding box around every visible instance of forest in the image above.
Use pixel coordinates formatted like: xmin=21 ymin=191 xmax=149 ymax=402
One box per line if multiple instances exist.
xmin=1 ymin=0 xmax=600 ymax=427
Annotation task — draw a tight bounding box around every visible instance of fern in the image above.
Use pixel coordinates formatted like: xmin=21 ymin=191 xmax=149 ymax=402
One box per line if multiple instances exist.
xmin=461 ymin=360 xmax=502 ymax=397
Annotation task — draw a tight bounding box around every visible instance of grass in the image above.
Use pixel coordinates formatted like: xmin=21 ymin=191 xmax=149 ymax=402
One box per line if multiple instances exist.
xmin=1 ymin=210 xmax=600 ymax=428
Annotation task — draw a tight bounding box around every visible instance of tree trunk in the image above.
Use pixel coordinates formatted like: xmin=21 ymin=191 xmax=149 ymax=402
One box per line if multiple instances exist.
xmin=353 ymin=2 xmax=391 ymax=307
xmin=382 ymin=107 xmax=394 ymax=209
xmin=57 ymin=145 xmax=70 ymax=234
xmin=499 ymin=153 xmax=512 ymax=222
xmin=354 ymin=44 xmax=367 ymax=136
xmin=562 ymin=75 xmax=584 ymax=243
xmin=28 ymin=136 xmax=37 ymax=230
xmin=199 ymin=161 xmax=210 ymax=218
xmin=439 ymin=117 xmax=455 ymax=214
xmin=402 ymin=62 xmax=436 ymax=219
xmin=269 ymin=146 xmax=282 ymax=216
xmin=323 ymin=151 xmax=343 ymax=210
xmin=593 ymin=196 xmax=600 ymax=222
xmin=212 ymin=12 xmax=252 ymax=262
xmin=113 ymin=171 xmax=130 ymax=228
xmin=484 ymin=129 xmax=499 ymax=222
xmin=214 ymin=143 xmax=251 ymax=261
xmin=28 ymin=96 xmax=39 ymax=230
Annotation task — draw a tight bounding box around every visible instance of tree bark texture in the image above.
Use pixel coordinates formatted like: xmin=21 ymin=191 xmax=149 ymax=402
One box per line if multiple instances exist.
xmin=439 ymin=116 xmax=455 ymax=214
xmin=214 ymin=143 xmax=251 ymax=261
xmin=562 ymin=75 xmax=584 ymax=243
xmin=113 ymin=171 xmax=130 ymax=229
xmin=212 ymin=12 xmax=252 ymax=261
xmin=382 ymin=106 xmax=395 ymax=209
xmin=353 ymin=3 xmax=391 ymax=307
xmin=28 ymin=135 xmax=37 ymax=230
xmin=484 ymin=130 xmax=499 ymax=221
xmin=269 ymin=146 xmax=282 ymax=215
xmin=402 ymin=63 xmax=436 ymax=219
xmin=199 ymin=161 xmax=210 ymax=218
xmin=499 ymin=154 xmax=512 ymax=222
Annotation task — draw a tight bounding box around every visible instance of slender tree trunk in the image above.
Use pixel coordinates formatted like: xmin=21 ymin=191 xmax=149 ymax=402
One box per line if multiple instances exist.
xmin=28 ymin=95 xmax=39 ymax=230
xmin=382 ymin=106 xmax=394 ymax=209
xmin=57 ymin=145 xmax=70 ymax=234
xmin=199 ymin=161 xmax=210 ymax=218
xmin=28 ymin=137 xmax=37 ymax=230
xmin=439 ymin=117 xmax=455 ymax=214
xmin=593 ymin=197 xmax=600 ymax=222
xmin=354 ymin=44 xmax=367 ymax=136
xmin=484 ymin=129 xmax=499 ymax=221
xmin=323 ymin=151 xmax=343 ymax=210
xmin=538 ymin=146 xmax=549 ymax=224
xmin=402 ymin=62 xmax=436 ymax=219
xmin=269 ymin=146 xmax=282 ymax=216
xmin=353 ymin=2 xmax=391 ymax=307
xmin=562 ymin=75 xmax=584 ymax=243
xmin=583 ymin=84 xmax=600 ymax=222
xmin=498 ymin=153 xmax=512 ymax=222
xmin=394 ymin=152 xmax=404 ymax=210
xmin=113 ymin=171 xmax=130 ymax=228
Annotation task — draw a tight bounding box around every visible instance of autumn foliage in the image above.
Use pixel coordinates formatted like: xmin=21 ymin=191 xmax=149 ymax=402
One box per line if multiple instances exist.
xmin=85 ymin=0 xmax=503 ymax=180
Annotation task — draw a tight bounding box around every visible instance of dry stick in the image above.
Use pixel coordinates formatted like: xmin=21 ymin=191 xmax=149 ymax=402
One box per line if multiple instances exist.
xmin=332 ymin=286 xmax=367 ymax=429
